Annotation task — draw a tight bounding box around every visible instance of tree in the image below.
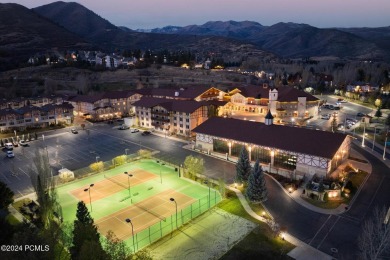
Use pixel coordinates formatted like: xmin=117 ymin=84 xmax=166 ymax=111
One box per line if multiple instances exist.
xmin=89 ymin=161 xmax=104 ymax=173
xmin=246 ymin=160 xmax=268 ymax=203
xmin=138 ymin=149 xmax=152 ymax=159
xmin=71 ymin=201 xmax=105 ymax=259
xmin=385 ymin=114 xmax=390 ymax=126
xmin=30 ymin=148 xmax=61 ymax=228
xmin=0 ymin=181 xmax=14 ymax=210
xmin=113 ymin=155 xmax=126 ymax=166
xmin=235 ymin=146 xmax=251 ymax=184
xmin=358 ymin=206 xmax=390 ymax=260
xmin=103 ymin=230 xmax=132 ymax=260
xmin=184 ymin=155 xmax=204 ymax=179
xmin=375 ymin=108 xmax=382 ymax=118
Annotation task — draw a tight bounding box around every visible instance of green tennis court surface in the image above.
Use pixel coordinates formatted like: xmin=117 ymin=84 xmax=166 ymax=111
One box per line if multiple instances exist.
xmin=57 ymin=159 xmax=222 ymax=251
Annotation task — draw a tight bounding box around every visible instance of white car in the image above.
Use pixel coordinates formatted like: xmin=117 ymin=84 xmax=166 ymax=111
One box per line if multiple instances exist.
xmin=19 ymin=140 xmax=28 ymax=146
xmin=130 ymin=128 xmax=139 ymax=133
xmin=6 ymin=151 xmax=14 ymax=158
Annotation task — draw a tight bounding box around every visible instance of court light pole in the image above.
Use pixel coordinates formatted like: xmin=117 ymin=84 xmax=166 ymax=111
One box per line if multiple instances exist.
xmin=203 ymin=179 xmax=211 ymax=208
xmin=95 ymin=156 xmax=100 ymax=163
xmin=125 ymin=148 xmax=129 ymax=155
xmin=124 ymin=172 xmax=133 ymax=199
xmin=170 ymin=198 xmax=178 ymax=229
xmin=84 ymin=183 xmax=94 ymax=212
xmin=125 ymin=218 xmax=136 ymax=252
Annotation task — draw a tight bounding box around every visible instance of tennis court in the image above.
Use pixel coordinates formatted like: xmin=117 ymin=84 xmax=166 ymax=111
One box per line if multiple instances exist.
xmin=57 ymin=159 xmax=222 ymax=252
xmin=69 ymin=169 xmax=156 ymax=203
xmin=96 ymin=189 xmax=196 ymax=240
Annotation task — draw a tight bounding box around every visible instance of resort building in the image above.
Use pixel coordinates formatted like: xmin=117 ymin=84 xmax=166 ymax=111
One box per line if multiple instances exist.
xmin=192 ymin=115 xmax=351 ymax=178
xmin=68 ymin=91 xmax=141 ymax=120
xmin=0 ymin=102 xmax=74 ymax=132
xmin=132 ymin=97 xmax=209 ymax=137
xmin=219 ymin=85 xmax=320 ymax=122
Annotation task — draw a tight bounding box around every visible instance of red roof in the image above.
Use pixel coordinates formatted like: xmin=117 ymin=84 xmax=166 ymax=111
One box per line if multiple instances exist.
xmin=192 ymin=117 xmax=347 ymax=159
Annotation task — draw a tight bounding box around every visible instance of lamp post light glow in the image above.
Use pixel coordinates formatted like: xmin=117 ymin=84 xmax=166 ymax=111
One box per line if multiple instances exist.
xmin=170 ymin=198 xmax=178 ymax=229
xmin=362 ymin=123 xmax=366 ymax=147
xmin=95 ymin=156 xmax=100 ymax=163
xmin=84 ymin=183 xmax=94 ymax=212
xmin=125 ymin=218 xmax=136 ymax=252
xmin=124 ymin=172 xmax=133 ymax=199
xmin=384 ymin=129 xmax=389 ymax=160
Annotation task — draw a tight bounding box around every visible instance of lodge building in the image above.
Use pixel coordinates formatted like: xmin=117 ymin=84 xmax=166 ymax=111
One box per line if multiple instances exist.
xmin=192 ymin=113 xmax=351 ymax=178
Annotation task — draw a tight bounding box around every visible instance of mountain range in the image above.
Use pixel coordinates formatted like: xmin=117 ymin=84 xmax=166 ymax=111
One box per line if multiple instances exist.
xmin=0 ymin=0 xmax=389 ymax=71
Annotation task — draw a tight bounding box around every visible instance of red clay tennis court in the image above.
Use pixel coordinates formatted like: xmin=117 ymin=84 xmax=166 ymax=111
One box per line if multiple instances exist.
xmin=95 ymin=189 xmax=196 ymax=240
xmin=69 ymin=169 xmax=157 ymax=203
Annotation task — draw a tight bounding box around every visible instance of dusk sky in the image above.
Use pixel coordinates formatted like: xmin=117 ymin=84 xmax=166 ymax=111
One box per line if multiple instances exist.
xmin=2 ymin=0 xmax=389 ymax=29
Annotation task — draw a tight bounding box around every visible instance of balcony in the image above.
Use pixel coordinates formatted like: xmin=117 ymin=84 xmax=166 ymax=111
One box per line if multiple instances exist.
xmin=152 ymin=111 xmax=170 ymax=116
xmin=151 ymin=116 xmax=170 ymax=122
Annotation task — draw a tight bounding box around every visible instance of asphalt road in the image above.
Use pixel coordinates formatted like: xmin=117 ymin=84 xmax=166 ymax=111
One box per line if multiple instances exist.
xmin=2 ymin=122 xmax=389 ymax=259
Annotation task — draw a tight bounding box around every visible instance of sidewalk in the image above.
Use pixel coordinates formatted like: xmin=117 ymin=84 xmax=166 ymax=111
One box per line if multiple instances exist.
xmin=229 ymin=186 xmax=332 ymax=260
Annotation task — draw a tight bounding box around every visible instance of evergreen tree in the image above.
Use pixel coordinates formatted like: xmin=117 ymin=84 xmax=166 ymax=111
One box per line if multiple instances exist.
xmin=71 ymin=201 xmax=105 ymax=259
xmin=235 ymin=146 xmax=252 ymax=184
xmin=375 ymin=107 xmax=382 ymax=118
xmin=246 ymin=160 xmax=268 ymax=203
xmin=0 ymin=180 xmax=14 ymax=210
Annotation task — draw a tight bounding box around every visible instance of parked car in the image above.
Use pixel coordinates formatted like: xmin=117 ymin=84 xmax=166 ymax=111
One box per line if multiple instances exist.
xmin=321 ymin=114 xmax=330 ymax=120
xmin=19 ymin=140 xmax=28 ymax=146
xmin=4 ymin=142 xmax=13 ymax=150
xmin=357 ymin=112 xmax=366 ymax=117
xmin=71 ymin=129 xmax=78 ymax=134
xmin=130 ymin=128 xmax=139 ymax=133
xmin=6 ymin=151 xmax=14 ymax=158
xmin=119 ymin=125 xmax=129 ymax=130
xmin=141 ymin=131 xmax=151 ymax=136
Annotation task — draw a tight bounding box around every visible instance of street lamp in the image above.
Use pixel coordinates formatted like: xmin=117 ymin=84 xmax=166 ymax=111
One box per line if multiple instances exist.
xmin=124 ymin=172 xmax=133 ymax=199
xmin=291 ymin=117 xmax=295 ymax=126
xmin=84 ymin=183 xmax=94 ymax=212
xmin=170 ymin=198 xmax=178 ymax=229
xmin=362 ymin=123 xmax=366 ymax=147
xmin=95 ymin=156 xmax=100 ymax=163
xmin=384 ymin=129 xmax=389 ymax=160
xmin=125 ymin=149 xmax=129 ymax=155
xmin=125 ymin=218 xmax=136 ymax=252
xmin=372 ymin=126 xmax=377 ymax=151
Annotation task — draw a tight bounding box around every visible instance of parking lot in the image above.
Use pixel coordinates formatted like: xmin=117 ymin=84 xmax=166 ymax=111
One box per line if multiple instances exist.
xmin=0 ymin=123 xmax=222 ymax=198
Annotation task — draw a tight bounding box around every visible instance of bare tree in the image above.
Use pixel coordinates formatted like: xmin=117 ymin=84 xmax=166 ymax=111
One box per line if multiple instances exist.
xmin=358 ymin=206 xmax=390 ymax=260
xmin=30 ymin=148 xmax=62 ymax=228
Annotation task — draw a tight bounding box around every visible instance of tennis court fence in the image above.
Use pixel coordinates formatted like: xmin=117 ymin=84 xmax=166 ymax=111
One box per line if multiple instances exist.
xmin=70 ymin=150 xmax=152 ymax=180
xmin=128 ymin=190 xmax=221 ymax=252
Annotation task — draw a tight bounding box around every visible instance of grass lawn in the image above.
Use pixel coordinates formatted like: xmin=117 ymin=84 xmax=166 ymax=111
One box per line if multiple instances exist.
xmin=6 ymin=214 xmax=21 ymax=225
xmin=218 ymin=192 xmax=294 ymax=259
xmin=302 ymin=197 xmax=344 ymax=209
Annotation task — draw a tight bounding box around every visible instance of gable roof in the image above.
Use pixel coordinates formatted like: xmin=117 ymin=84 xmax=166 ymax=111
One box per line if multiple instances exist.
xmin=135 ymin=86 xmax=216 ymax=99
xmin=192 ymin=117 xmax=347 ymax=159
xmin=133 ymin=97 xmax=207 ymax=113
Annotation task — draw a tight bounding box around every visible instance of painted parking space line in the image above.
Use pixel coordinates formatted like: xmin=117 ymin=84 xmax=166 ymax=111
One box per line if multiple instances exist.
xmin=18 ymin=167 xmax=30 ymax=177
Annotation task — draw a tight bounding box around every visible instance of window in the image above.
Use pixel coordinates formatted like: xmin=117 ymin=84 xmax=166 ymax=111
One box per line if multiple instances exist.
xmin=186 ymin=119 xmax=189 ymax=122
xmin=174 ymin=117 xmax=177 ymax=120
xmin=180 ymin=124 xmax=183 ymax=128
xmin=174 ymin=123 xmax=177 ymax=126
xmin=146 ymin=112 xmax=149 ymax=115
xmin=186 ymin=125 xmax=189 ymax=129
